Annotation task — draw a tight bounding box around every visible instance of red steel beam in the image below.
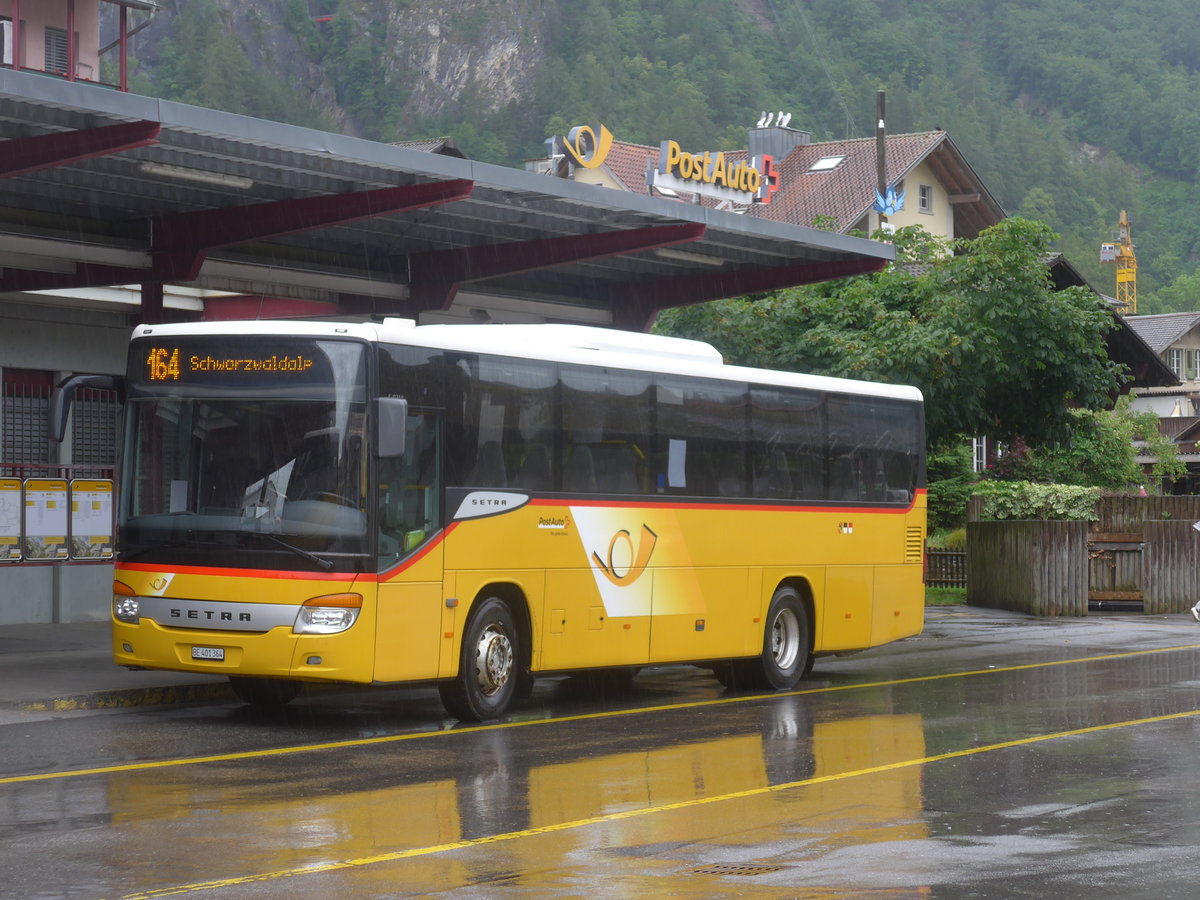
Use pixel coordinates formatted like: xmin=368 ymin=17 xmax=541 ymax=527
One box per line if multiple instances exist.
xmin=407 ymin=222 xmax=706 ymax=311
xmin=609 ymin=256 xmax=890 ymax=331
xmin=155 ymin=178 xmax=475 ymax=281
xmin=0 ymin=120 xmax=161 ymax=178
xmin=0 ymin=179 xmax=475 ymax=292
xmin=153 ymin=179 xmax=475 ymax=255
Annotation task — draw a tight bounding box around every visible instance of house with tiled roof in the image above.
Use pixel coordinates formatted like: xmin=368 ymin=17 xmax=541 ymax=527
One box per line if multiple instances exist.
xmin=742 ymin=127 xmax=1005 ymax=241
xmin=532 ymin=123 xmax=1004 ymax=243
xmin=1124 ymin=313 xmax=1200 ymax=417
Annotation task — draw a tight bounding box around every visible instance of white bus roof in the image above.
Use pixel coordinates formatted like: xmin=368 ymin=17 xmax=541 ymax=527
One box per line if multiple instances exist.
xmin=132 ymin=319 xmax=924 ymax=403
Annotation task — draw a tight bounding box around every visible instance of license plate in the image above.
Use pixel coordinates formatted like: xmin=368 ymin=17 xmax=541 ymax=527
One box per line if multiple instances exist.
xmin=191 ymin=646 xmax=225 ymax=661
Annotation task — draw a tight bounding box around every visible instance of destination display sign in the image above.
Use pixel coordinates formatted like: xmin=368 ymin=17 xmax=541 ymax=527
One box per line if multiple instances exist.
xmin=141 ymin=345 xmax=315 ymax=382
xmin=127 ymin=338 xmax=365 ymax=394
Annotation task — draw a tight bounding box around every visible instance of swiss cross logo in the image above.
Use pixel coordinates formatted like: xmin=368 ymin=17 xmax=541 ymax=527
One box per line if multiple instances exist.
xmin=754 ymin=154 xmax=778 ymax=205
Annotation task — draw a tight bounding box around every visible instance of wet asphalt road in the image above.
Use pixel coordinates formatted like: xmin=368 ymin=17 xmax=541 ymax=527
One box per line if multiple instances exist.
xmin=5 ymin=606 xmax=1200 ymax=899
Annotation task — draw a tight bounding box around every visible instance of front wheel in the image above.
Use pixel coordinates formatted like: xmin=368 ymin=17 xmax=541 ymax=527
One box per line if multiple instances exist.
xmin=439 ymin=597 xmax=520 ymax=722
xmin=737 ymin=587 xmax=812 ymax=690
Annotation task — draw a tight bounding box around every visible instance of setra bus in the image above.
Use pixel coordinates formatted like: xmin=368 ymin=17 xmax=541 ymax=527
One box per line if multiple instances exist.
xmin=66 ymin=318 xmax=926 ymax=721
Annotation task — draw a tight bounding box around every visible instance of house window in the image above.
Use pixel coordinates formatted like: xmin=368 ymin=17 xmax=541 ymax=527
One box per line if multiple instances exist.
xmin=972 ymin=436 xmax=987 ymax=473
xmin=1167 ymin=348 xmax=1184 ymax=378
xmin=1187 ymin=349 xmax=1200 ymax=380
xmin=919 ymin=184 xmax=934 ymax=214
xmin=1 ymin=17 xmax=12 ymax=67
xmin=44 ymin=26 xmax=68 ymax=75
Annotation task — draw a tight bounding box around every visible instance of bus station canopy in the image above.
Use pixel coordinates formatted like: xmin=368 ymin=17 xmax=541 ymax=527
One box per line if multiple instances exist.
xmin=0 ymin=69 xmax=894 ymax=330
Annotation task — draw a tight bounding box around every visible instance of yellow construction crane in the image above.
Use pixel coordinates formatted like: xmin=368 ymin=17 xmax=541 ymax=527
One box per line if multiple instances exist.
xmin=1099 ymin=210 xmax=1137 ymax=314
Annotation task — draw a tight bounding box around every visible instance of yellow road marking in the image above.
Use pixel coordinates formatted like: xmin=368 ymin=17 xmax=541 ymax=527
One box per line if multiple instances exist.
xmin=113 ymin=705 xmax=1200 ymax=898
xmin=6 ymin=641 xmax=1200 ymax=788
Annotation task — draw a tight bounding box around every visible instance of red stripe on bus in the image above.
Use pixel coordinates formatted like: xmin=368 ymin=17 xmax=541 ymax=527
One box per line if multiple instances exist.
xmin=529 ymin=488 xmax=926 ymax=515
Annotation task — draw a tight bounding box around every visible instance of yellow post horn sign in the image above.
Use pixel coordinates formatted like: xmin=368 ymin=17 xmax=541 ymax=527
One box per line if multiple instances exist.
xmin=592 ymin=524 xmax=658 ymax=587
xmin=560 ymin=124 xmax=614 ymax=169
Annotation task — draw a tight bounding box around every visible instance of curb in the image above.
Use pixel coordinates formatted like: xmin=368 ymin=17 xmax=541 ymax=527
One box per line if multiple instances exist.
xmin=9 ymin=682 xmax=235 ymax=713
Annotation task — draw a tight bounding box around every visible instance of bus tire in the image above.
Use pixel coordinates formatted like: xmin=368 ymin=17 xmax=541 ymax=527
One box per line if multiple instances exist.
xmin=229 ymin=676 xmax=302 ymax=709
xmin=746 ymin=587 xmax=811 ymax=690
xmin=439 ymin=597 xmax=519 ymax=722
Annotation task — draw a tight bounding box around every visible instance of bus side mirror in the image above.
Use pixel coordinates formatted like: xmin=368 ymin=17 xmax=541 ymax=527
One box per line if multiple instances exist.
xmin=48 ymin=374 xmax=125 ymax=442
xmin=376 ymin=396 xmax=408 ymax=458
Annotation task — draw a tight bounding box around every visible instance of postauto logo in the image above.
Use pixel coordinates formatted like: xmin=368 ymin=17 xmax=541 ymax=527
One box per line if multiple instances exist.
xmin=556 ymin=124 xmax=615 ymax=169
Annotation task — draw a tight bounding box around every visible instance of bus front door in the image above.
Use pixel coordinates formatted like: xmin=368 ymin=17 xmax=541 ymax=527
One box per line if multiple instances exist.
xmin=375 ymin=410 xmax=445 ymax=683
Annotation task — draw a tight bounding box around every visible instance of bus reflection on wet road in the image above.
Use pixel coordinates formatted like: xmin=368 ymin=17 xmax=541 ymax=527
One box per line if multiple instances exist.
xmin=5 ymin=607 xmax=1200 ymax=898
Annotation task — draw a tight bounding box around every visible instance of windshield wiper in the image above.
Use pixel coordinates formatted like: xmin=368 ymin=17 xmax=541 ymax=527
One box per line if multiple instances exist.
xmin=239 ymin=532 xmax=335 ymax=572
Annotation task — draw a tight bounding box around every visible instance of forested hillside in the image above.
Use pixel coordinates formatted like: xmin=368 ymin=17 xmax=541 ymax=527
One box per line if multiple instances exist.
xmin=122 ymin=0 xmax=1200 ymax=313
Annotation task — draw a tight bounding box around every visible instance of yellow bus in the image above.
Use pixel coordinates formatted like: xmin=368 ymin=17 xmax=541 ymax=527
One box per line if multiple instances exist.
xmin=83 ymin=319 xmax=924 ymax=721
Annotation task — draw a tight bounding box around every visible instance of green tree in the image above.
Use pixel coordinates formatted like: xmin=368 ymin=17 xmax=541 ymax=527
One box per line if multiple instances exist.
xmin=996 ymin=397 xmax=1184 ymax=490
xmin=153 ymin=0 xmax=331 ymax=129
xmin=1142 ymin=270 xmax=1200 ymax=315
xmin=655 ymin=219 xmax=1126 ymax=448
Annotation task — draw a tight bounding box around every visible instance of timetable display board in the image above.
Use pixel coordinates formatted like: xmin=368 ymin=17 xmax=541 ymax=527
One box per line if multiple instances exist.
xmin=70 ymin=479 xmax=114 ymax=560
xmin=0 ymin=478 xmax=20 ymax=561
xmin=23 ymin=479 xmax=68 ymax=560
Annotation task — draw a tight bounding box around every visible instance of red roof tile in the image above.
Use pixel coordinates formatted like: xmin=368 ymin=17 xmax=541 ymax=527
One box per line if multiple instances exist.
xmin=592 ymin=130 xmax=1004 ymax=237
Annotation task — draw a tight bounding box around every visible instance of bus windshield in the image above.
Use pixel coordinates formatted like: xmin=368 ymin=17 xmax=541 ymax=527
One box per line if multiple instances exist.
xmin=120 ymin=338 xmax=369 ymax=570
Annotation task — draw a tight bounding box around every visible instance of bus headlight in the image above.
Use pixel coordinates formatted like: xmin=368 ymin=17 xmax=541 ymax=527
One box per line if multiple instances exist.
xmin=294 ymin=593 xmax=362 ymax=634
xmin=113 ymin=581 xmax=140 ymax=623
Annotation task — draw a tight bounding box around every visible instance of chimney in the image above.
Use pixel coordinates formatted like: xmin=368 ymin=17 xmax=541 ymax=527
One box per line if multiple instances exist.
xmin=748 ymin=114 xmax=810 ymax=163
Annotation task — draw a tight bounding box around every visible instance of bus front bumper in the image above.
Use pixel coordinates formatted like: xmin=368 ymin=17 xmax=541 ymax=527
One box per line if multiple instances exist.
xmin=112 ymin=618 xmax=375 ymax=684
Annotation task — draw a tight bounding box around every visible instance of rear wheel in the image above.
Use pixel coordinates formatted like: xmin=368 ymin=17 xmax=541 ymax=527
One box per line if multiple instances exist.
xmin=229 ymin=676 xmax=302 ymax=709
xmin=439 ymin=597 xmax=519 ymax=722
xmin=732 ymin=587 xmax=812 ymax=690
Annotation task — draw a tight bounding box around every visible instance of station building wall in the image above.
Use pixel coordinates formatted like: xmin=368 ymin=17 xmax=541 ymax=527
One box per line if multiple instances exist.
xmin=1 ymin=299 xmax=129 ymax=624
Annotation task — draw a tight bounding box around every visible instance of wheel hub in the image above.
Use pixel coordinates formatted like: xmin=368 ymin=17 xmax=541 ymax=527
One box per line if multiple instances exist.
xmin=474 ymin=625 xmax=513 ymax=696
xmin=770 ymin=608 xmax=800 ymax=670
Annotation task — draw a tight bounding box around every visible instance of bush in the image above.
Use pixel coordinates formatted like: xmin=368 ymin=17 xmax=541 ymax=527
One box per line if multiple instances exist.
xmin=926 ymin=443 xmax=976 ymax=531
xmin=972 ymin=481 xmax=1099 ymax=521
xmin=927 ymin=527 xmax=967 ymax=549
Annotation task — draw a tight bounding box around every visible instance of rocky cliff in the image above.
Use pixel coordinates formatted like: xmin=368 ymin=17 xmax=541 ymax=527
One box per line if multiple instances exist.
xmin=130 ymin=0 xmax=548 ymax=137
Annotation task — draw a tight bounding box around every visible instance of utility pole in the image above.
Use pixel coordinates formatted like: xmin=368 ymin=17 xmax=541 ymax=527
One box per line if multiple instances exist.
xmin=876 ymin=90 xmax=887 ymax=229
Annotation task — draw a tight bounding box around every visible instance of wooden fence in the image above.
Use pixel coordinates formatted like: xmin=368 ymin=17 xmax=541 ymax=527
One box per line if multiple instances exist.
xmin=925 ymin=549 xmax=967 ymax=588
xmin=965 ymin=495 xmax=1200 ymax=616
xmin=968 ymin=520 xmax=1090 ymax=616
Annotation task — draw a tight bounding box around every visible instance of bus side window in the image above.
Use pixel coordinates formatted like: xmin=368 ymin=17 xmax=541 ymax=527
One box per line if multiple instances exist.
xmin=563 ymin=444 xmax=596 ymax=493
xmin=467 ymin=440 xmax=507 ymax=487
xmin=753 ymin=448 xmax=793 ymax=499
xmin=513 ymin=443 xmax=552 ymax=492
xmin=561 ymin=364 xmax=652 ymax=495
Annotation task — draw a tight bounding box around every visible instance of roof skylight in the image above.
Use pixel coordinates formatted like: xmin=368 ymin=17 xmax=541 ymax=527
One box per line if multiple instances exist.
xmin=808 ymin=156 xmax=845 ymax=172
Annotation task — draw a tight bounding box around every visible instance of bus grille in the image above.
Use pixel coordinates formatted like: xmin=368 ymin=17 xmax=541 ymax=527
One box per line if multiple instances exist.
xmin=905 ymin=526 xmax=924 ymax=563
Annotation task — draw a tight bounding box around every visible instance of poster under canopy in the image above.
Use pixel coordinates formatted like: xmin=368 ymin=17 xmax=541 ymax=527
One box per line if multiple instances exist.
xmin=0 ymin=478 xmax=20 ymax=561
xmin=23 ymin=479 xmax=68 ymax=560
xmin=70 ymin=479 xmax=114 ymax=560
